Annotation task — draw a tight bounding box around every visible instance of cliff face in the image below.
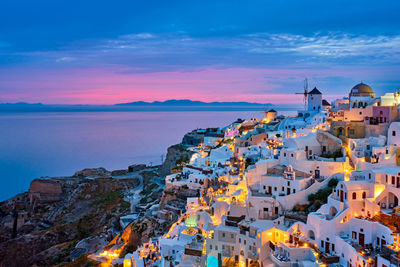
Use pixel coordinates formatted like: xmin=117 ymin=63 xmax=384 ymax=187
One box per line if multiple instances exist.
xmin=181 ymin=130 xmax=204 ymax=146
xmin=0 ymin=132 xmax=197 ymax=266
xmin=0 ymin=176 xmax=141 ymax=267
xmin=159 ymin=144 xmax=194 ymax=176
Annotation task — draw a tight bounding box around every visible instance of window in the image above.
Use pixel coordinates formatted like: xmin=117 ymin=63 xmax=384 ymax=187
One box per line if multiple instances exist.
xmin=352 ymin=231 xmax=357 ymax=239
xmin=362 ymin=192 xmax=366 ymax=199
xmin=239 ymin=238 xmax=241 ymax=243
xmin=393 ymin=131 xmax=396 ymax=136
xmin=263 ymin=207 xmax=269 ymax=212
xmin=231 ymin=234 xmax=234 ymax=238
xmin=274 ymin=187 xmax=277 ymax=191
xmin=349 ymin=129 xmax=355 ymax=135
xmin=222 ymin=233 xmax=225 ymax=238
xmin=293 ymin=189 xmax=296 ymax=193
xmin=215 ymin=245 xmax=218 ymax=250
xmin=352 ymin=192 xmax=357 ymax=200
xmin=282 ymin=187 xmax=284 ymax=191
xmin=210 ymin=245 xmax=212 ymax=249
xmin=321 ymin=240 xmax=324 ymax=248
xmin=222 ymin=245 xmax=225 ymax=249
xmin=287 ymin=181 xmax=290 ymax=186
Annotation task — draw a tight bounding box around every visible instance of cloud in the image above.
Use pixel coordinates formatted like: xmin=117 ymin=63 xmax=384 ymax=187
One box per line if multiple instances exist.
xmin=1 ymin=31 xmax=400 ymax=104
xmin=244 ymin=33 xmax=400 ymax=60
xmin=56 ymin=56 xmax=76 ymax=62
xmin=7 ymin=31 xmax=399 ymax=73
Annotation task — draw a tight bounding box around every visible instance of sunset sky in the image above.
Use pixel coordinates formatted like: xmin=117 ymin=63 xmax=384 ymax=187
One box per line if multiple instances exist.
xmin=1 ymin=0 xmax=400 ymax=104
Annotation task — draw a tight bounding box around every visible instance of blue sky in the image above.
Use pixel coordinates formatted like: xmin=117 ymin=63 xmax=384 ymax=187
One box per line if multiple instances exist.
xmin=1 ymin=0 xmax=400 ymax=104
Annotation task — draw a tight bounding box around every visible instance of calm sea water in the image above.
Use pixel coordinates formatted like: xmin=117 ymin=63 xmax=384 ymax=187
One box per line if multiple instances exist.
xmin=0 ymin=110 xmax=296 ymax=200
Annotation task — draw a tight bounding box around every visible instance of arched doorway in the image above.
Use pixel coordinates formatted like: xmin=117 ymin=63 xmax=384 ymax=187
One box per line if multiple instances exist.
xmin=308 ymin=230 xmax=316 ymax=240
xmin=389 ymin=192 xmax=399 ymax=208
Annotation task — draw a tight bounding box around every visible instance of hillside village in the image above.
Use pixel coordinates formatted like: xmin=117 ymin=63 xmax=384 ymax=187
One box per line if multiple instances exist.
xmin=3 ymin=83 xmax=400 ymax=267
xmin=119 ymin=83 xmax=400 ymax=267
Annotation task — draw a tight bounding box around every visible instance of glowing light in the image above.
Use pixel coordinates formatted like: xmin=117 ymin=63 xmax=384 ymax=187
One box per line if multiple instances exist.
xmin=123 ymin=259 xmax=132 ymax=267
xmin=374 ymin=188 xmax=384 ymax=198
xmin=185 ymin=214 xmax=197 ymax=227
xmin=207 ymin=256 xmax=218 ymax=267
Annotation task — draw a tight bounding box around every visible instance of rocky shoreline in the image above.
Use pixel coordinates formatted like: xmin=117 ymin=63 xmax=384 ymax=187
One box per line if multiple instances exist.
xmin=0 ymin=142 xmax=196 ymax=267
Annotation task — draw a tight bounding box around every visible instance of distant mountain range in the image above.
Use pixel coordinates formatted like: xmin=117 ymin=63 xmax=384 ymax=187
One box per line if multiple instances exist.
xmin=115 ymin=99 xmax=270 ymax=106
xmin=0 ymin=100 xmax=277 ymax=112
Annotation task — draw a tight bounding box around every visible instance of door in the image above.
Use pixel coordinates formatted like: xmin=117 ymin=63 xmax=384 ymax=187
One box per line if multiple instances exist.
xmin=397 ymin=177 xmax=400 ymax=188
xmin=315 ymin=170 xmax=320 ymax=179
xmin=325 ymin=242 xmax=330 ymax=254
xmin=359 ymin=233 xmax=365 ymax=247
xmin=340 ymin=190 xmax=344 ymax=202
xmin=287 ymin=187 xmax=291 ymax=195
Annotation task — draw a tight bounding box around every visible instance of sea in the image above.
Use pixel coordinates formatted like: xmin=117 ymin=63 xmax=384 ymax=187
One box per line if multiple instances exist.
xmin=0 ymin=109 xmax=297 ymax=201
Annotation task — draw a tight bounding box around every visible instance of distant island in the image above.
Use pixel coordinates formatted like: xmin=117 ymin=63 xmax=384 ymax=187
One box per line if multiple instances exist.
xmin=0 ymin=100 xmax=285 ymax=112
xmin=115 ymin=99 xmax=269 ymax=106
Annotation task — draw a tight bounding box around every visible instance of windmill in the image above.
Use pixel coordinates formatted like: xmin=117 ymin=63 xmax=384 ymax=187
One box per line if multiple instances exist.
xmin=295 ymin=78 xmax=309 ymax=109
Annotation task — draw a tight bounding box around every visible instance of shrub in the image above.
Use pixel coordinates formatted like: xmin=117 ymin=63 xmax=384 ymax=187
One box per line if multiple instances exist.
xmin=328 ymin=178 xmax=339 ymax=188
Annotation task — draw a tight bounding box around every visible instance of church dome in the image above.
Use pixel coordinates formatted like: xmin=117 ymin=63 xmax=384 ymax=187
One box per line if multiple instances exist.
xmin=350 ymin=83 xmax=375 ymax=97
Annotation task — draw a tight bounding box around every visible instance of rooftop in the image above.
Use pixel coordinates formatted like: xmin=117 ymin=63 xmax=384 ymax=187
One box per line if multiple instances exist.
xmin=309 ymin=87 xmax=322 ymax=95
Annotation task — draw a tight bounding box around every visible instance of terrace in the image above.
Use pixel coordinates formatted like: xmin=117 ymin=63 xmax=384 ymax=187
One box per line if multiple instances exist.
xmin=338 ymin=234 xmax=377 ymax=266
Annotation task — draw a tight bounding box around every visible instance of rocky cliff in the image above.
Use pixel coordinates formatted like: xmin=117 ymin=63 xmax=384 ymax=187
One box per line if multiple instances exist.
xmin=0 ymin=169 xmax=145 ymax=267
xmin=0 ymin=134 xmax=196 ymax=266
xmin=159 ymin=144 xmax=195 ymax=176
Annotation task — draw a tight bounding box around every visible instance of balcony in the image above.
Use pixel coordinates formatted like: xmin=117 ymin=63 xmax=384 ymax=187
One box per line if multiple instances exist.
xmin=184 ymin=242 xmax=203 ymax=257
